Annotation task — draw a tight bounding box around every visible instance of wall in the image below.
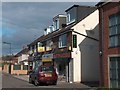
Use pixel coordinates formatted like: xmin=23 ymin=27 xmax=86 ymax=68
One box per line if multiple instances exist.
xmin=11 ymin=65 xmax=28 ymax=75
xmin=71 ymin=10 xmax=99 ymax=82
xmin=99 ymin=2 xmax=120 ymax=87
xmin=3 ymin=64 xmax=9 ymax=73
xmin=18 ymin=54 xmax=28 ymax=63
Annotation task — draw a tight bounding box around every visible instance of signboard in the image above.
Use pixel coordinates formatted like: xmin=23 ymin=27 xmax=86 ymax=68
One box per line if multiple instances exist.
xmin=37 ymin=47 xmax=45 ymax=52
xmin=53 ymin=53 xmax=71 ymax=59
xmin=42 ymin=54 xmax=53 ymax=59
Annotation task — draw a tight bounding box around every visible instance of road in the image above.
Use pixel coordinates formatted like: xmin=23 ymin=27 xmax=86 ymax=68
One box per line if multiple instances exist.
xmin=2 ymin=73 xmax=94 ymax=90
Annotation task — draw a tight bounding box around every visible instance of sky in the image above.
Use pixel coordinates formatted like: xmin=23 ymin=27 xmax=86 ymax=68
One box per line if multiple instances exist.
xmin=1 ymin=1 xmax=100 ymax=56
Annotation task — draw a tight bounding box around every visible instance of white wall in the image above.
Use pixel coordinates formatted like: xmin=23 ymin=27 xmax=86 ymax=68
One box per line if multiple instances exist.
xmin=18 ymin=54 xmax=29 ymax=64
xmin=71 ymin=10 xmax=99 ymax=82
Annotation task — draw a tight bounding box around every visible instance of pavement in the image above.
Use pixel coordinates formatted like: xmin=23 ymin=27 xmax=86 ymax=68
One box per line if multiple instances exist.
xmin=12 ymin=74 xmax=98 ymax=89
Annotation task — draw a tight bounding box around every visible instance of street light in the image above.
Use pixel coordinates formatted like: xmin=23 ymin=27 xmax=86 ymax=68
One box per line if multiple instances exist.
xmin=3 ymin=42 xmax=12 ymax=56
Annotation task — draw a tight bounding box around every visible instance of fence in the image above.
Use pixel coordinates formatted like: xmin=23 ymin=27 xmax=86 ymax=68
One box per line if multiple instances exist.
xmin=3 ymin=64 xmax=28 ymax=75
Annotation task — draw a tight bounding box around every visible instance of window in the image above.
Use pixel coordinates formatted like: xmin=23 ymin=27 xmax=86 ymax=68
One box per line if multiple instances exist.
xmin=54 ymin=19 xmax=59 ymax=30
xmin=37 ymin=42 xmax=43 ymax=47
xmin=109 ymin=12 xmax=120 ymax=47
xmin=109 ymin=57 xmax=120 ymax=88
xmin=46 ymin=40 xmax=53 ymax=51
xmin=59 ymin=34 xmax=67 ymax=48
xmin=66 ymin=8 xmax=76 ymax=24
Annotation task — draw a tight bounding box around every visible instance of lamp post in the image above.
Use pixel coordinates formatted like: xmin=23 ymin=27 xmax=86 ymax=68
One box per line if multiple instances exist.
xmin=3 ymin=42 xmax=12 ymax=56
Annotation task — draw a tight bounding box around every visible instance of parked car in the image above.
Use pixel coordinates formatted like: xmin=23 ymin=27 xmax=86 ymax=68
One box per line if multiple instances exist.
xmin=29 ymin=65 xmax=58 ymax=86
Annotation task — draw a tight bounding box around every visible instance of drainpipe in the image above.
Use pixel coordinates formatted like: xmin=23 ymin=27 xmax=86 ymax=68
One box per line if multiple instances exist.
xmin=100 ymin=6 xmax=104 ymax=87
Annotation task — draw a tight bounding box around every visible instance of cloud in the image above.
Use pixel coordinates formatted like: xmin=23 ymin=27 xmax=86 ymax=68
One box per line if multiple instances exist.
xmin=2 ymin=2 xmax=98 ymax=55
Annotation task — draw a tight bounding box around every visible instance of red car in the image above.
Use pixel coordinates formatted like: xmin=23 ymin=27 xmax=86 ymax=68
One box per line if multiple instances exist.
xmin=29 ymin=65 xmax=58 ymax=86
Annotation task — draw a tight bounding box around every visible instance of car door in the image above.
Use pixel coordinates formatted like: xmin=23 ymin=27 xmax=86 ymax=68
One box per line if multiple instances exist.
xmin=33 ymin=66 xmax=39 ymax=81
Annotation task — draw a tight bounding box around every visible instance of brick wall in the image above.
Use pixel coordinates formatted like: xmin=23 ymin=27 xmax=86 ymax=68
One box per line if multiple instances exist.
xmin=99 ymin=2 xmax=120 ymax=87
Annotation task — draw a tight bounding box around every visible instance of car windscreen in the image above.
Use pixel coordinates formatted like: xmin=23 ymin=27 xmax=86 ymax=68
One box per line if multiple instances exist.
xmin=41 ymin=66 xmax=54 ymax=72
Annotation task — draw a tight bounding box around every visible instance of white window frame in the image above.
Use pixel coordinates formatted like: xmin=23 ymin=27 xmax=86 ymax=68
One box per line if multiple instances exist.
xmin=59 ymin=34 xmax=67 ymax=48
xmin=54 ymin=18 xmax=59 ymax=30
xmin=46 ymin=40 xmax=53 ymax=51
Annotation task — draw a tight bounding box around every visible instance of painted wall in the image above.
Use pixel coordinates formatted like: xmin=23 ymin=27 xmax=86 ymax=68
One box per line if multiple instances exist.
xmin=18 ymin=54 xmax=29 ymax=64
xmin=71 ymin=10 xmax=99 ymax=82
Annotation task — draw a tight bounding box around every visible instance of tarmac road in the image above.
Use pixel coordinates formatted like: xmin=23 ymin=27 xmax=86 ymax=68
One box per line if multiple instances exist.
xmin=2 ymin=72 xmax=94 ymax=90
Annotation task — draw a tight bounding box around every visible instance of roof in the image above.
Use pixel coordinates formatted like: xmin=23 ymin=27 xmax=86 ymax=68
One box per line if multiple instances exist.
xmin=15 ymin=48 xmax=29 ymax=57
xmin=65 ymin=5 xmax=79 ymax=12
xmin=28 ymin=5 xmax=97 ymax=47
xmin=96 ymin=0 xmax=120 ymax=7
xmin=28 ymin=23 xmax=75 ymax=46
xmin=53 ymin=14 xmax=66 ymax=21
xmin=65 ymin=5 xmax=95 ymax=12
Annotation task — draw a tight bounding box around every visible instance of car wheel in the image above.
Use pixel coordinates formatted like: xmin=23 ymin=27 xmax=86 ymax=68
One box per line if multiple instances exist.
xmin=29 ymin=77 xmax=33 ymax=84
xmin=53 ymin=81 xmax=57 ymax=85
xmin=34 ymin=79 xmax=39 ymax=86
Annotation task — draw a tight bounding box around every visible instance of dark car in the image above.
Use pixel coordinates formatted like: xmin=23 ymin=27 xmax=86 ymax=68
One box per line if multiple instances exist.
xmin=29 ymin=65 xmax=58 ymax=86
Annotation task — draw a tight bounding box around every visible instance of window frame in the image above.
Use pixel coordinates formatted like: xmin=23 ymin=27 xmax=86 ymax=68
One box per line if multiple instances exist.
xmin=54 ymin=18 xmax=59 ymax=30
xmin=109 ymin=12 xmax=120 ymax=48
xmin=59 ymin=34 xmax=67 ymax=48
xmin=66 ymin=8 xmax=76 ymax=24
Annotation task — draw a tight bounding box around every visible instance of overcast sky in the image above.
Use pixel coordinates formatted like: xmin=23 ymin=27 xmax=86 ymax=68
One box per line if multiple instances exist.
xmin=1 ymin=1 xmax=100 ymax=56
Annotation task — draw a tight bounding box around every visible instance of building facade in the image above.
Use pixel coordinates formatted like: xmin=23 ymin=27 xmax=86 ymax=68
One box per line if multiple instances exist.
xmin=28 ymin=5 xmax=100 ymax=83
xmin=97 ymin=1 xmax=120 ymax=88
xmin=16 ymin=48 xmax=29 ymax=65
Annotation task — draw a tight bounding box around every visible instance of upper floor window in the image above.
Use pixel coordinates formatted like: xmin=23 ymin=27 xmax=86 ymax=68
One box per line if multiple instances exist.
xmin=109 ymin=12 xmax=120 ymax=47
xmin=66 ymin=8 xmax=76 ymax=24
xmin=37 ymin=42 xmax=43 ymax=47
xmin=46 ymin=40 xmax=53 ymax=51
xmin=54 ymin=19 xmax=59 ymax=30
xmin=59 ymin=34 xmax=67 ymax=48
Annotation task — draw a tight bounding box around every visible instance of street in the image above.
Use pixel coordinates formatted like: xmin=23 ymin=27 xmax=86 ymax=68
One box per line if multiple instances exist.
xmin=2 ymin=72 xmax=94 ymax=90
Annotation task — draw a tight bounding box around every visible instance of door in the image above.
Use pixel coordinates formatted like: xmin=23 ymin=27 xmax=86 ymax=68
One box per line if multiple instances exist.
xmin=9 ymin=64 xmax=11 ymax=74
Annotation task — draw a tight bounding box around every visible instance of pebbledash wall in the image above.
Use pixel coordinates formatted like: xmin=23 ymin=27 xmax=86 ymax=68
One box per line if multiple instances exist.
xmin=71 ymin=10 xmax=99 ymax=82
xmin=98 ymin=2 xmax=120 ymax=87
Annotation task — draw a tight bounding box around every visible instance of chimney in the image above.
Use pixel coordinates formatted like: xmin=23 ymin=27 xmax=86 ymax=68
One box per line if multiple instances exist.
xmin=62 ymin=24 xmax=66 ymax=28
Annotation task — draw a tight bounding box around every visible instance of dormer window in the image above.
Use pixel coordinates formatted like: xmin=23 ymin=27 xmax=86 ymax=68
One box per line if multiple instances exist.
xmin=54 ymin=19 xmax=59 ymax=30
xmin=53 ymin=14 xmax=66 ymax=31
xmin=66 ymin=7 xmax=76 ymax=24
xmin=44 ymin=25 xmax=54 ymax=35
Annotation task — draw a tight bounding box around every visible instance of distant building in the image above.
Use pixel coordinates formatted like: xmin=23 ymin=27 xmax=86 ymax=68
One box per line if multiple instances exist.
xmin=2 ymin=55 xmax=18 ymax=64
xmin=96 ymin=1 xmax=120 ymax=88
xmin=15 ymin=48 xmax=29 ymax=65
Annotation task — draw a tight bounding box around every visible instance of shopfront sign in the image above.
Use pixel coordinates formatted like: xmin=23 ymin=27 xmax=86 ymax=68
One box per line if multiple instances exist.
xmin=37 ymin=47 xmax=45 ymax=52
xmin=42 ymin=54 xmax=53 ymax=62
xmin=53 ymin=52 xmax=71 ymax=59
xmin=42 ymin=54 xmax=53 ymax=59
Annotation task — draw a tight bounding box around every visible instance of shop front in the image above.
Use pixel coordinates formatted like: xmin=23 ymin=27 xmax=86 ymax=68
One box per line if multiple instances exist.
xmin=28 ymin=53 xmax=42 ymax=74
xmin=42 ymin=53 xmax=53 ymax=65
xmin=53 ymin=52 xmax=72 ymax=82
